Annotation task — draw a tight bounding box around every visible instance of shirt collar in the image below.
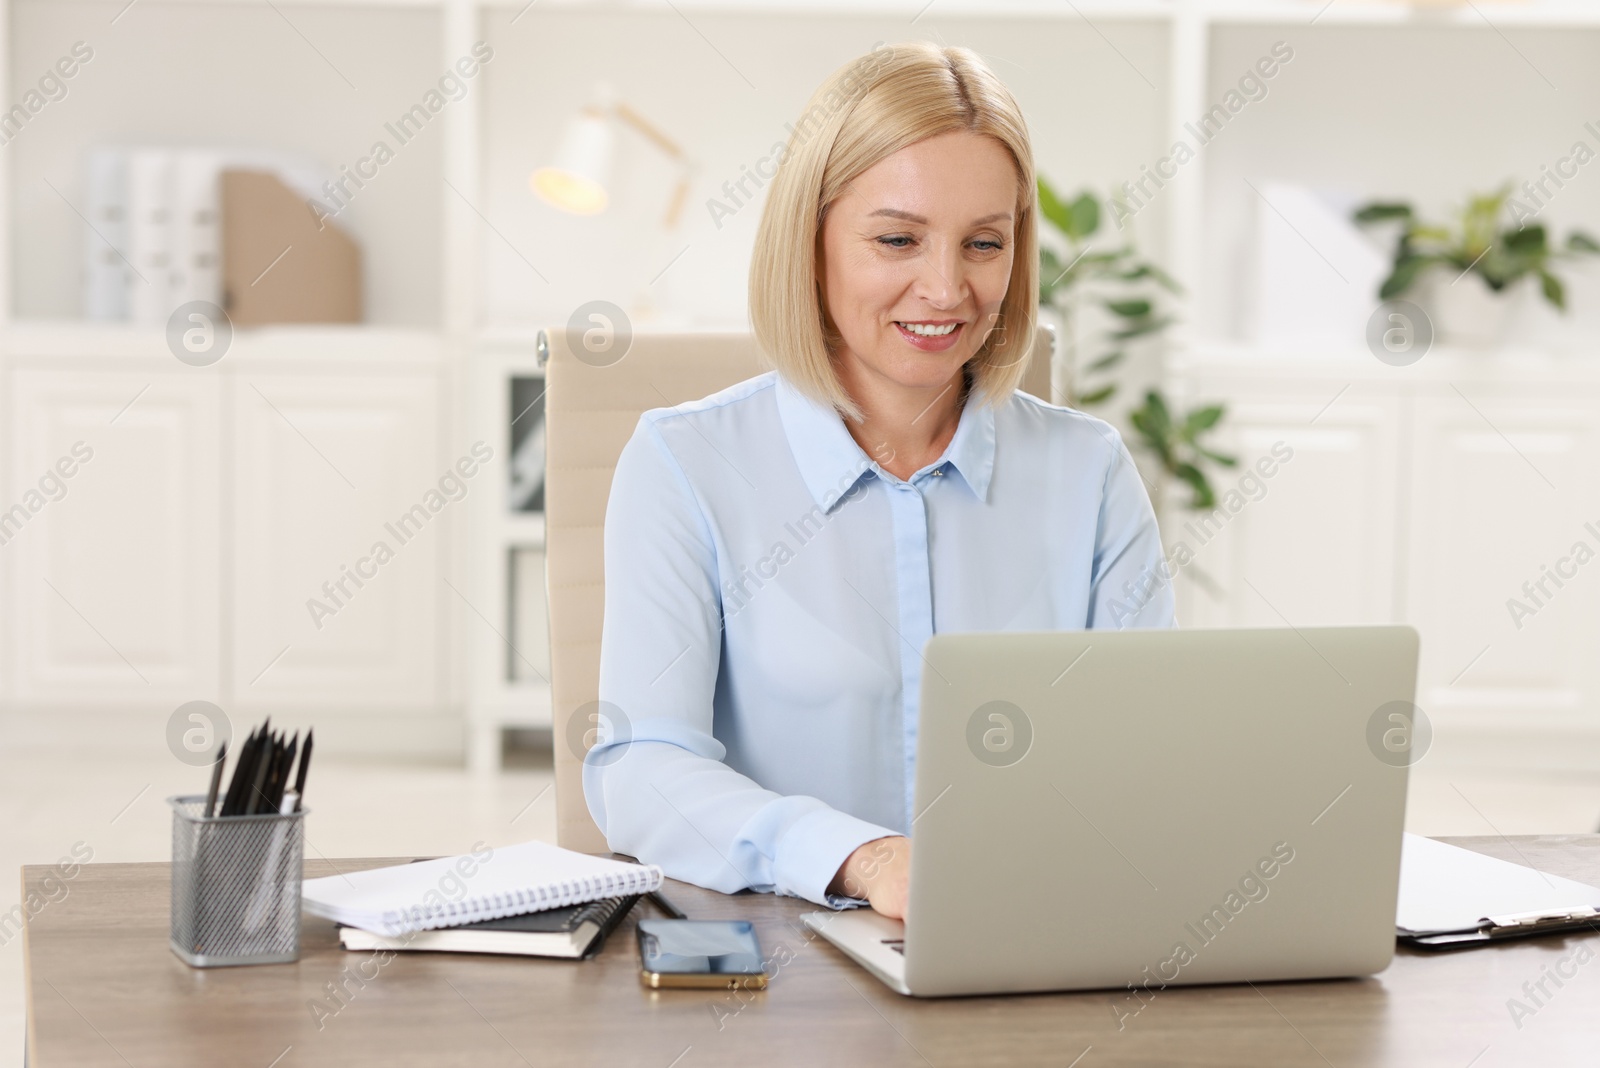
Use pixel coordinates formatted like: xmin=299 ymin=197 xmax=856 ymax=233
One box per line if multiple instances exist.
xmin=941 ymin=387 xmax=997 ymax=501
xmin=774 ymin=374 xmax=996 ymax=512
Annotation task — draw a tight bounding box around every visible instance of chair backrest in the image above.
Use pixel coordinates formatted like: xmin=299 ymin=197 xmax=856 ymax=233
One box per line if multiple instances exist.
xmin=544 ymin=329 xmax=770 ymax=851
xmin=542 ymin=326 xmax=1052 ymax=852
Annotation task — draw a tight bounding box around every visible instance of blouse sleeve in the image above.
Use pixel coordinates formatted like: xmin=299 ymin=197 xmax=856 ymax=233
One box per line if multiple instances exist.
xmin=1087 ymin=431 xmax=1177 ymax=630
xmin=582 ymin=415 xmax=896 ymax=907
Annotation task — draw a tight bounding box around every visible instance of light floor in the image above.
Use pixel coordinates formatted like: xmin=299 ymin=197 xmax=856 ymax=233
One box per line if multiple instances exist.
xmin=4 ymin=742 xmax=1600 ymax=1067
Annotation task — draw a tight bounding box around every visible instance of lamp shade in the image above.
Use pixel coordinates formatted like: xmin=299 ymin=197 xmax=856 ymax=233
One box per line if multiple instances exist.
xmin=532 ymin=108 xmax=613 ymax=216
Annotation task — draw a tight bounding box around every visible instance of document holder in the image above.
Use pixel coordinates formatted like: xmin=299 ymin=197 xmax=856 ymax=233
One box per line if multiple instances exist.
xmin=168 ymin=794 xmax=307 ymax=967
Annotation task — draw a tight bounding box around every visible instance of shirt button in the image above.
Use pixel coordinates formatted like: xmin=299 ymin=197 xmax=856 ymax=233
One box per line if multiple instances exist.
xmin=933 ymin=469 xmax=944 ymax=477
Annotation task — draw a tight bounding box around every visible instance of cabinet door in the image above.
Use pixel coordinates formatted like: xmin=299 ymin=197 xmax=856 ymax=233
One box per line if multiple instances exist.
xmin=4 ymin=367 xmax=221 ymax=703
xmin=1172 ymin=381 xmax=1401 ymax=630
xmin=1406 ymin=389 xmax=1600 ymax=742
xmin=230 ymin=370 xmax=441 ymax=711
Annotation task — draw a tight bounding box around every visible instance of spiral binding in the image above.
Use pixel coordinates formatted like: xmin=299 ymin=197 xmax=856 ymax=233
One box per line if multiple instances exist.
xmin=382 ymin=866 xmax=660 ymax=934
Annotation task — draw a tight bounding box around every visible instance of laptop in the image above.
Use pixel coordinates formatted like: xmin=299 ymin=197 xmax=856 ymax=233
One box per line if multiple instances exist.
xmin=803 ymin=625 xmax=1419 ymax=998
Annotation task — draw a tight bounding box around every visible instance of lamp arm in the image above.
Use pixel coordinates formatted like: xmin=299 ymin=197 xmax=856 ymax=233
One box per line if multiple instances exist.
xmin=664 ymin=175 xmax=690 ymax=230
xmin=611 ymin=101 xmax=687 ymax=162
xmin=609 ymin=101 xmax=695 ymax=229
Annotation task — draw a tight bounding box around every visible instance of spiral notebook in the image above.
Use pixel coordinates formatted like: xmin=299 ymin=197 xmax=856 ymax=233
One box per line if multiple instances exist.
xmin=302 ymin=841 xmax=663 ymax=937
xmin=338 ymin=895 xmax=640 ymax=959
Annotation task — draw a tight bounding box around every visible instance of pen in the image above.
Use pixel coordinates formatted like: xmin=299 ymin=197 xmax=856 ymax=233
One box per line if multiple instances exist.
xmin=261 ymin=731 xmax=287 ymax=812
xmin=292 ymin=729 xmax=314 ymax=811
xmin=244 ymin=730 xmax=273 ymax=815
xmin=647 ymin=890 xmax=687 ymax=920
xmin=204 ymin=741 xmax=227 ymax=818
xmin=272 ymin=733 xmax=299 ymax=812
xmin=220 ymin=727 xmax=256 ymax=817
xmin=211 ymin=719 xmax=314 ymax=818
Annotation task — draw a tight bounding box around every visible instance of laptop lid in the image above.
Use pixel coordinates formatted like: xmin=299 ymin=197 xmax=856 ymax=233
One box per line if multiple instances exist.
xmin=903 ymin=626 xmax=1418 ymax=997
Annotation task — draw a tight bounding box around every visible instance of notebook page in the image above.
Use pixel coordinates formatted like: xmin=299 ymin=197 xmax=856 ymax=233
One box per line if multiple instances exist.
xmin=302 ymin=840 xmax=662 ymax=935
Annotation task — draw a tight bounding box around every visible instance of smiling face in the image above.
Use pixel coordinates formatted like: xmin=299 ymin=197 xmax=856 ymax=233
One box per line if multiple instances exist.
xmin=818 ymin=129 xmax=1019 ymax=402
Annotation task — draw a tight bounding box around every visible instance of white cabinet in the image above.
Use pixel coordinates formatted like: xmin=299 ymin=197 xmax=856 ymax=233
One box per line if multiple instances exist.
xmin=1172 ymin=380 xmax=1401 ymax=630
xmin=1173 ymin=351 xmax=1600 ymax=769
xmin=4 ymin=365 xmax=221 ymax=704
xmin=0 ymin=329 xmax=452 ymax=752
xmin=1405 ymin=389 xmax=1600 ymax=752
xmin=230 ymin=368 xmax=442 ymax=711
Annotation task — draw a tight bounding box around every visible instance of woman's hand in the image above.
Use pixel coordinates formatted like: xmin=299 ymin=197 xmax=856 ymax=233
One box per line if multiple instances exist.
xmin=829 ymin=836 xmax=911 ymax=919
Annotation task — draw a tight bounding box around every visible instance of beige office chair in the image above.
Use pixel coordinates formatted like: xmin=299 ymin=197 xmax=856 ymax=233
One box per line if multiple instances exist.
xmin=542 ymin=326 xmax=1052 ymax=852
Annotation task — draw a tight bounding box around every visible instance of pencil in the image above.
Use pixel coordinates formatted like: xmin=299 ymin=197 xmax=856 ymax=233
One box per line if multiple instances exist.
xmin=292 ymin=729 xmax=314 ymax=811
xmin=204 ymin=741 xmax=227 ymax=818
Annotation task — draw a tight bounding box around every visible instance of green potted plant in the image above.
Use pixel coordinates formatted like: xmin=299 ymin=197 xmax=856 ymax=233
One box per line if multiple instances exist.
xmin=1353 ymin=185 xmax=1599 ymax=347
xmin=1036 ymin=176 xmax=1236 ymax=511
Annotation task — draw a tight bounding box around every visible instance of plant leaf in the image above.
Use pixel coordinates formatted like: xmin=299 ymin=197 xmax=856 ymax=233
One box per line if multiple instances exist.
xmin=1134 ymin=261 xmax=1182 ymax=293
xmin=1504 ymin=226 xmax=1547 ymax=254
xmin=1039 ymin=246 xmax=1066 ymax=302
xmin=1068 ymin=193 xmax=1101 ymax=240
xmin=1086 ymin=349 xmax=1125 ymax=372
xmin=1540 ymin=268 xmax=1566 ymax=311
xmin=1078 ymin=384 xmax=1116 ymax=405
xmin=1036 ymin=176 xmax=1075 ymax=238
xmin=1104 ymin=299 xmax=1153 ymax=318
xmin=1353 ymin=202 xmax=1413 ymax=225
xmin=1111 ymin=315 xmax=1175 ymax=341
xmin=1567 ymin=231 xmax=1600 ymax=254
xmin=1129 ymin=409 xmax=1171 ymax=464
xmin=1409 ymin=225 xmax=1453 ymax=245
xmin=1196 ymin=446 xmax=1239 ymax=467
xmin=1379 ymin=255 xmax=1433 ymax=299
xmin=1182 ymin=405 xmax=1224 ymax=434
xmin=1116 ymin=263 xmax=1180 ymax=293
xmin=1174 ymin=463 xmax=1215 ymax=509
xmin=1142 ymin=391 xmax=1172 ymax=435
xmin=1129 ymin=410 xmax=1156 ymax=444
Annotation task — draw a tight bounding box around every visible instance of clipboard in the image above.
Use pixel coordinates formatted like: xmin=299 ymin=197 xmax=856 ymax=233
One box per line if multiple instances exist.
xmin=1396 ymin=834 xmax=1600 ymax=950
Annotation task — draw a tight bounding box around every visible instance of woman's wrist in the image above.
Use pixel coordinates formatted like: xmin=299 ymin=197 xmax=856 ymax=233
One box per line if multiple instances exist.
xmin=830 ymin=835 xmax=907 ymax=900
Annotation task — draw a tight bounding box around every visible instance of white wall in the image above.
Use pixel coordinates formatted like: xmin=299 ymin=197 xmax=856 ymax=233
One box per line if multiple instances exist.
xmin=481 ymin=7 xmax=1172 ymax=330
xmin=1199 ymin=22 xmax=1600 ymax=347
xmin=10 ymin=0 xmax=445 ymax=326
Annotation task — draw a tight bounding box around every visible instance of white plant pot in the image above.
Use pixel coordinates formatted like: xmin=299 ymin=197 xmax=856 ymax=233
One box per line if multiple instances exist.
xmin=1036 ymin=305 xmax=1067 ymax=404
xmin=1419 ymin=271 xmax=1515 ymax=349
xmin=1042 ymin=299 xmax=1123 ymax=408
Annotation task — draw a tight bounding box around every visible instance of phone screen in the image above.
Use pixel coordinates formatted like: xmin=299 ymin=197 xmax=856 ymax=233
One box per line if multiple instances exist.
xmin=637 ymin=919 xmax=765 ymax=976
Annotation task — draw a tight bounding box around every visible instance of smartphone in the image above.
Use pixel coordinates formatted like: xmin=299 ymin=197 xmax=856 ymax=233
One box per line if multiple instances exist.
xmin=637 ymin=918 xmax=770 ymax=990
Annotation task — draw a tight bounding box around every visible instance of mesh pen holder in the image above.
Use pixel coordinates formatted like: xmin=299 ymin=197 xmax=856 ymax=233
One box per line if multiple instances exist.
xmin=168 ymin=795 xmax=308 ymax=967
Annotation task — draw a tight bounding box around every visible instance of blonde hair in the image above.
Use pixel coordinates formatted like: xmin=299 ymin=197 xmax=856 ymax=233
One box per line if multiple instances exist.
xmin=749 ymin=41 xmax=1038 ymax=421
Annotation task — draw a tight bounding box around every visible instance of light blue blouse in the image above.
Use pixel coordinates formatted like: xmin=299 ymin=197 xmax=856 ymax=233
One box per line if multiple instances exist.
xmin=583 ymin=370 xmax=1175 ymax=907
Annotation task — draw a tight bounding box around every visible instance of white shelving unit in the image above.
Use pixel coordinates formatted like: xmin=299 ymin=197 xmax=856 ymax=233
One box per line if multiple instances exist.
xmin=461 ymin=331 xmax=551 ymax=773
xmin=2 ymin=0 xmax=1596 ymax=770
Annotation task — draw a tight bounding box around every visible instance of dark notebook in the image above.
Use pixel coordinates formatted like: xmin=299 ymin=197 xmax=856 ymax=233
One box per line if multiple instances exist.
xmin=338 ymin=895 xmax=639 ymax=959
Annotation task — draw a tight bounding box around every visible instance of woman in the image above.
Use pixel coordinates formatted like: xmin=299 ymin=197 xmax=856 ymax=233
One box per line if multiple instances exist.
xmin=584 ymin=41 xmax=1174 ymax=920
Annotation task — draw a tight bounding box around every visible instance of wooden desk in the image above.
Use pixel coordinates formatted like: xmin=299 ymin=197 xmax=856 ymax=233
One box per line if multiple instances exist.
xmin=22 ymin=836 xmax=1600 ymax=1067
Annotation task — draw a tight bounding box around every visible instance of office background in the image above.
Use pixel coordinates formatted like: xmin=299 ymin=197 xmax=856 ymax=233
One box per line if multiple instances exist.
xmin=2 ymin=0 xmax=1599 ymax=1060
